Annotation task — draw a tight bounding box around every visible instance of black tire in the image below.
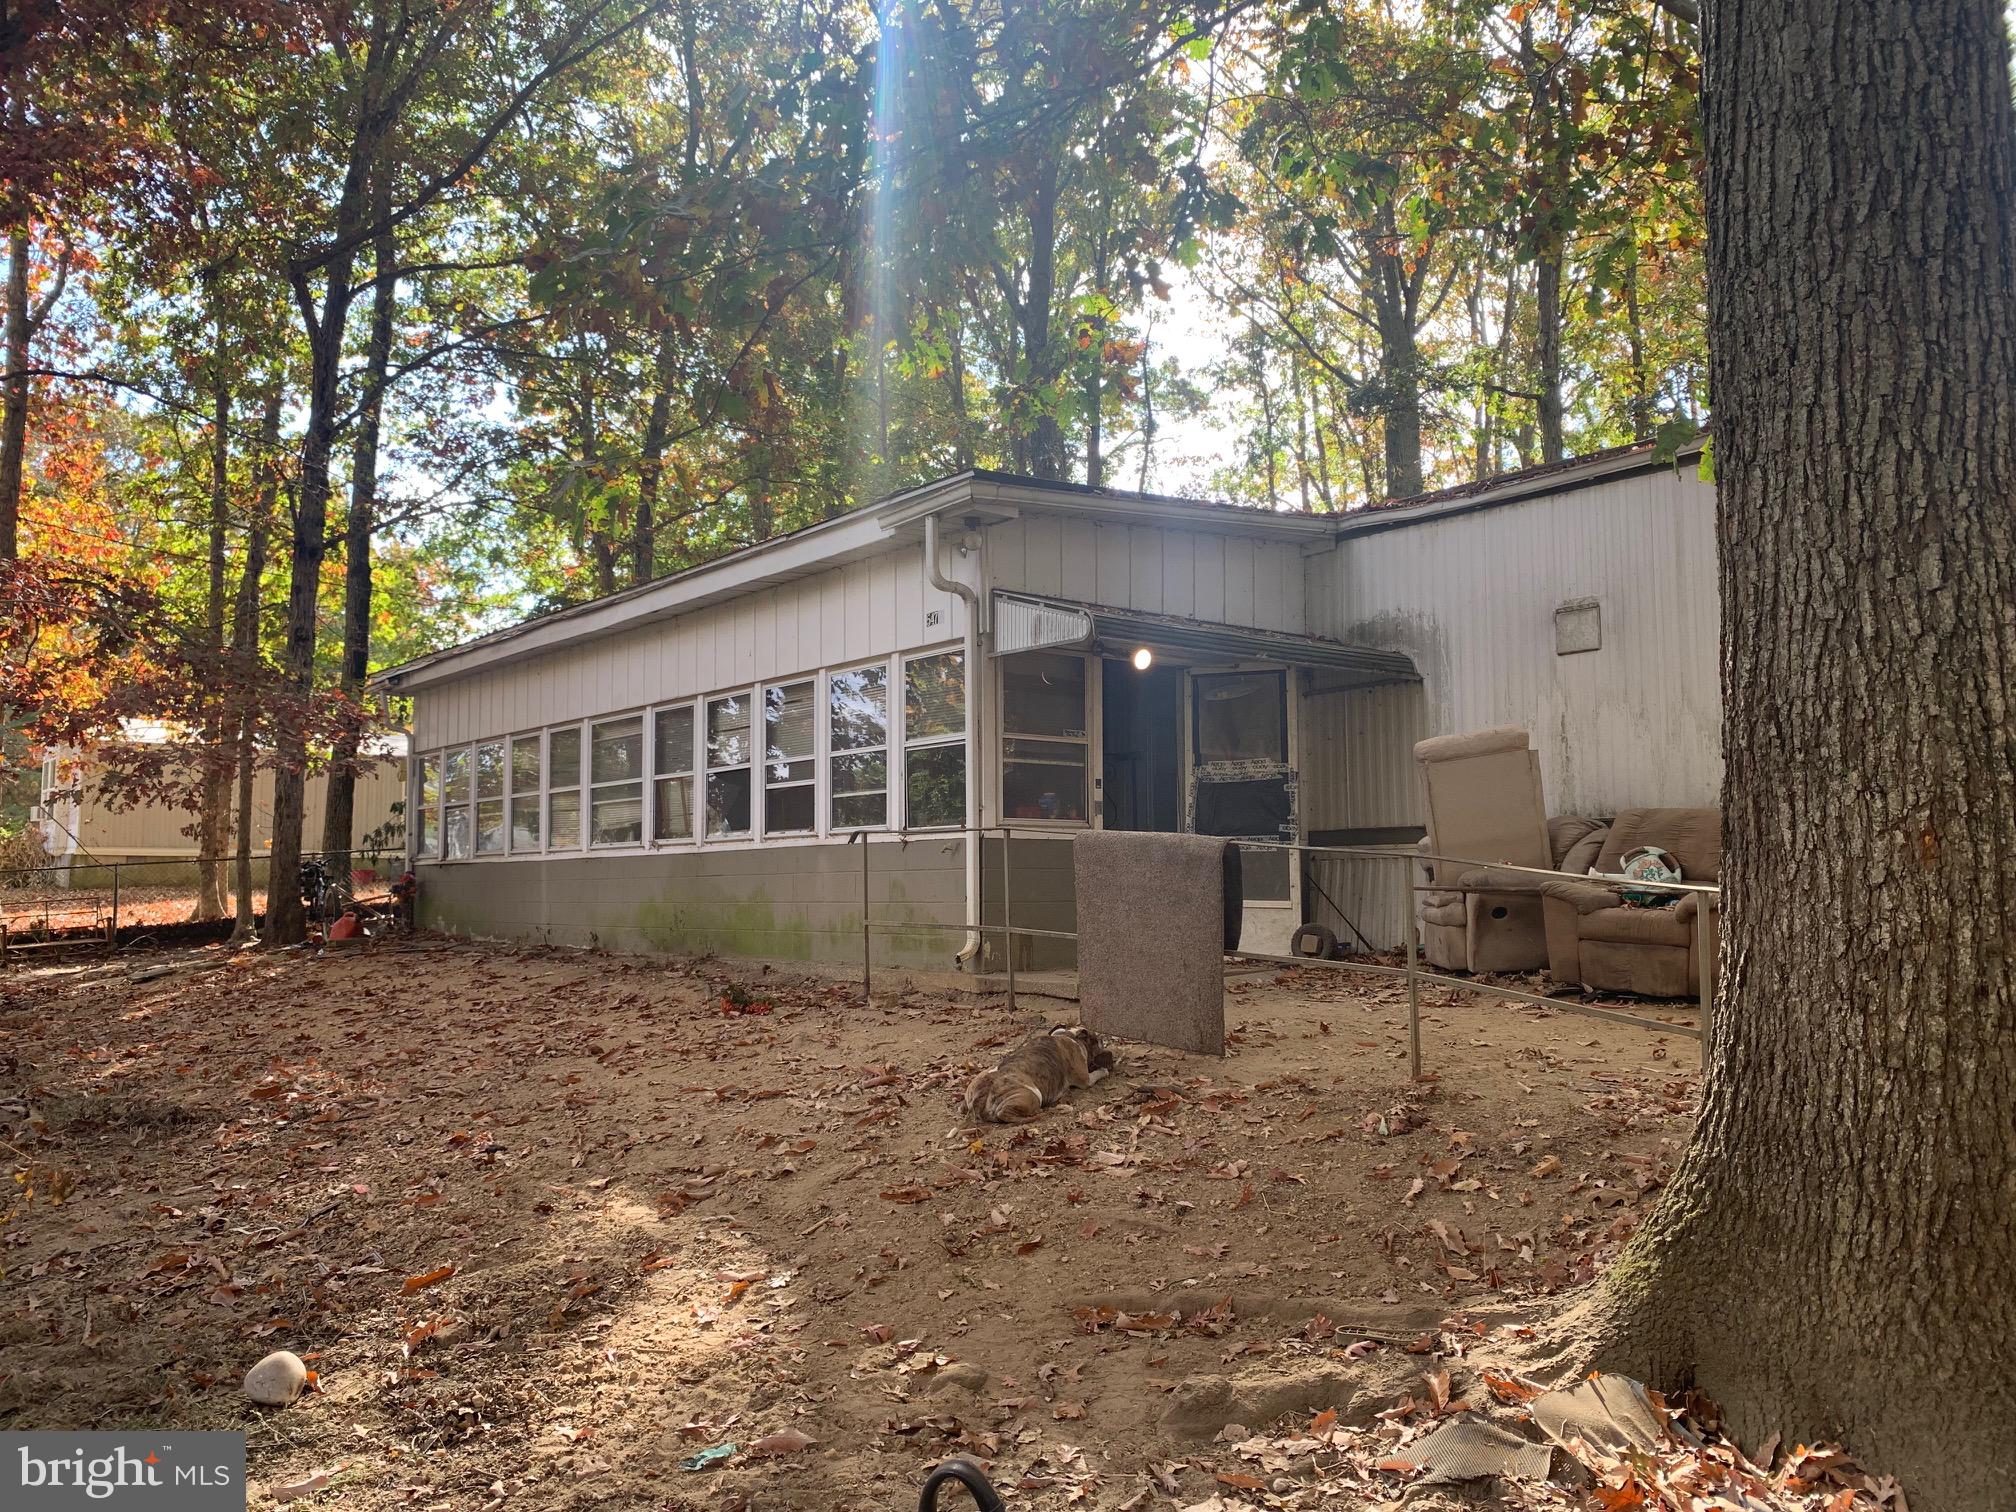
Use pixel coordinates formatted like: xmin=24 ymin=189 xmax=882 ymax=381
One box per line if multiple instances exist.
xmin=919 ymin=1458 xmax=1005 ymax=1512
xmin=1290 ymin=922 xmax=1338 ymax=960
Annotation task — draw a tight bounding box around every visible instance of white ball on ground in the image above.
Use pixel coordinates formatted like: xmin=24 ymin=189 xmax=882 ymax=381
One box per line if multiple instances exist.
xmin=243 ymin=1349 xmax=307 ymax=1406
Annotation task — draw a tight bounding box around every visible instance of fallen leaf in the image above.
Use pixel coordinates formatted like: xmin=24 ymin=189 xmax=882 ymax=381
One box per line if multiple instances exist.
xmin=273 ymin=1465 xmax=345 ymax=1502
xmin=400 ymin=1265 xmax=456 ymax=1295
xmin=1483 ymin=1369 xmax=1544 ymax=1405
xmin=747 ymin=1428 xmax=819 ymax=1456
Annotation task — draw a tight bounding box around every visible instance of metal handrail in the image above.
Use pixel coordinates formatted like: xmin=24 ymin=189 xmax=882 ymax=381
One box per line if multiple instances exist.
xmin=856 ymin=823 xmax=1718 ymax=1077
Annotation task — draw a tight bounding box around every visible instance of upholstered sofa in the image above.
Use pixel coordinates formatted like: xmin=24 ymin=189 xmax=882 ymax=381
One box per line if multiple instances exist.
xmin=1539 ymin=806 xmax=1721 ymax=1002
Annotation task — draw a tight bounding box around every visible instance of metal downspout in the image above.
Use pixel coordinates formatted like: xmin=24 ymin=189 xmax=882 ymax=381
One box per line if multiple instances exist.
xmin=923 ymin=514 xmax=986 ymax=967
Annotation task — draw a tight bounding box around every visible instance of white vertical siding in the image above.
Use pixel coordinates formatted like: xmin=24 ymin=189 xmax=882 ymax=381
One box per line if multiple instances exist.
xmin=988 ymin=514 xmax=1307 ymax=633
xmin=1300 ymin=679 xmax=1429 ymax=833
xmin=1307 ymin=465 xmax=1720 ymax=820
xmin=1300 ymin=680 xmax=1430 ymax=950
xmin=415 ymin=543 xmax=968 ymax=748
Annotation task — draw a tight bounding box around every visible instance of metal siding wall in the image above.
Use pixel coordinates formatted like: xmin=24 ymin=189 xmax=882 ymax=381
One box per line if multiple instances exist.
xmin=416 ymin=545 xmax=966 ymax=748
xmin=1300 ymin=680 xmax=1428 ymax=951
xmin=989 ymin=514 xmax=1308 ymax=633
xmin=1300 ymin=679 xmax=1428 ymax=832
xmin=1308 ymin=467 xmax=1720 ymax=819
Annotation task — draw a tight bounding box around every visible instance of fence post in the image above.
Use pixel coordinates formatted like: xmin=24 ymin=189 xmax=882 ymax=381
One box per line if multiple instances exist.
xmin=1001 ymin=831 xmax=1016 ymax=1014
xmin=1400 ymin=858 xmax=1422 ymax=1079
xmin=858 ymin=833 xmax=872 ymax=1008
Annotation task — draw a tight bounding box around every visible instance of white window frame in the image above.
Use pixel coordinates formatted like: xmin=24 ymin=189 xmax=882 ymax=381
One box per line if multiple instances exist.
xmin=508 ymin=731 xmax=543 ymax=853
xmin=997 ymin=648 xmax=1094 ymax=828
xmin=547 ymin=722 xmax=584 ymax=853
xmin=899 ymin=646 xmax=968 ymax=833
xmin=415 ymin=750 xmax=442 ymax=859
xmin=704 ymin=689 xmax=756 ymax=839
xmin=759 ymin=678 xmax=819 ymax=840
xmin=648 ymin=700 xmax=699 ymax=846
xmin=587 ymin=712 xmax=647 ymax=849
xmin=473 ymin=739 xmax=507 ymax=855
xmin=441 ymin=746 xmax=473 ymax=860
xmin=826 ymin=658 xmax=892 ymax=834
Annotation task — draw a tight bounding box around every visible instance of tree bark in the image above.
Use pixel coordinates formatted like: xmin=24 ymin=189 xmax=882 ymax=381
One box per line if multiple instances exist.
xmin=1369 ymin=244 xmax=1424 ymax=499
xmin=634 ymin=327 xmax=676 ymax=585
xmin=1020 ymin=157 xmax=1067 ymax=480
xmin=230 ymin=389 xmax=280 ymax=944
xmin=266 ymin=253 xmax=355 ymax=945
xmin=193 ymin=320 xmax=232 ymax=921
xmin=1534 ymin=245 xmax=1565 ymax=463
xmin=321 ymin=191 xmax=396 ymax=865
xmin=1084 ymin=221 xmax=1107 ymax=489
xmin=1 ymin=226 xmax=31 ymax=560
xmin=1580 ymin=3 xmax=2016 ymax=1505
xmin=1624 ymin=238 xmax=1652 ymax=440
xmin=266 ymin=2 xmax=392 ymax=946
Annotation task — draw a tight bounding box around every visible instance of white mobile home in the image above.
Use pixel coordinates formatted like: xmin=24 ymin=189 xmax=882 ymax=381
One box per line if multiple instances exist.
xmin=38 ymin=731 xmax=409 ymax=870
xmin=376 ymin=443 xmax=1718 ymax=967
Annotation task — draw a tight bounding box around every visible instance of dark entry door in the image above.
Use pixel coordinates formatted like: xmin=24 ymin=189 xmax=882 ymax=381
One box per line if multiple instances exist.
xmin=1100 ymin=658 xmax=1183 ymax=831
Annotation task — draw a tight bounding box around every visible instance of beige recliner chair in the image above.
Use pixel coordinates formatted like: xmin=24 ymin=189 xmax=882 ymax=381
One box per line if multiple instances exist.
xmin=1411 ymin=727 xmax=1552 ymax=973
xmin=1540 ymin=806 xmax=1721 ymax=1001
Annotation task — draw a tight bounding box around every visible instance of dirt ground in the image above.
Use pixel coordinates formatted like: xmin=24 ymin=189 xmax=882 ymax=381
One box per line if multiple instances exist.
xmin=0 ymin=936 xmax=1702 ymax=1510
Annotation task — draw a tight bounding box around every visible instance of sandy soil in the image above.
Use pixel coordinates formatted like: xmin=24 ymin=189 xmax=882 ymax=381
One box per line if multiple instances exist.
xmin=0 ymin=937 xmax=1700 ymax=1510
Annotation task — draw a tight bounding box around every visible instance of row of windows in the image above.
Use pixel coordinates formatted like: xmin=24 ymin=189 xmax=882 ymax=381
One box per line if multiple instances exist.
xmin=413 ymin=650 xmax=967 ymax=860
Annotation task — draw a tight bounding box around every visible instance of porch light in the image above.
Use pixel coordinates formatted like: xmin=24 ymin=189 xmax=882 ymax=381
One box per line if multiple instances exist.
xmin=1131 ymin=647 xmax=1154 ymax=671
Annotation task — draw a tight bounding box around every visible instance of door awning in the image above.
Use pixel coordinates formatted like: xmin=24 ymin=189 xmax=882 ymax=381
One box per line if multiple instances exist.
xmin=993 ymin=592 xmax=1418 ymax=682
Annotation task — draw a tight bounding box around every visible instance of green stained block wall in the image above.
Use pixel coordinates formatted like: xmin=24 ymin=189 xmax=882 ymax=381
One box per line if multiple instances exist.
xmin=415 ymin=837 xmax=973 ymax=969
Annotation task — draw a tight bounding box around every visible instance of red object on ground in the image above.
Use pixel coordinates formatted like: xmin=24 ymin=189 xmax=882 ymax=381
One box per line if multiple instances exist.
xmin=328 ymin=912 xmax=364 ymax=941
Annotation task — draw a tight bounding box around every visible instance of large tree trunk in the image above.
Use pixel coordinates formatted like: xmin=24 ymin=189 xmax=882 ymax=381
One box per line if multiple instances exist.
xmin=0 ymin=225 xmax=30 ymax=560
xmin=633 ymin=328 xmax=676 ymax=585
xmin=1369 ymin=247 xmax=1424 ymax=499
xmin=1581 ymin=3 xmax=2016 ymax=1505
xmin=1623 ymin=239 xmax=1653 ymax=440
xmin=1020 ymin=158 xmax=1068 ymax=480
xmin=266 ymin=259 xmax=354 ymax=946
xmin=230 ymin=389 xmax=280 ymax=944
xmin=193 ymin=330 xmax=232 ymax=920
xmin=1533 ymin=245 xmax=1565 ymax=463
xmin=321 ymin=200 xmax=396 ymax=865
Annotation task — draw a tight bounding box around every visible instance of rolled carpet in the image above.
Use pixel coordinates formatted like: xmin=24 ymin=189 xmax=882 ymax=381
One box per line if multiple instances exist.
xmin=1072 ymin=830 xmax=1233 ymax=1056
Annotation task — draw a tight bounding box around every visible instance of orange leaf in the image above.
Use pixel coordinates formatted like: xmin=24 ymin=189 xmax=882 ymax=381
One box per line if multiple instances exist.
xmin=401 ymin=1265 xmax=456 ymax=1295
xmin=1483 ymin=1368 xmax=1544 ymax=1404
xmin=1215 ymin=1472 xmax=1265 ymax=1490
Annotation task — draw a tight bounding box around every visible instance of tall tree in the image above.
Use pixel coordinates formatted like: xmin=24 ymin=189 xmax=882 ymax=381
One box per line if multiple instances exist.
xmin=319 ymin=176 xmax=397 ymax=865
xmin=0 ymin=224 xmax=69 ymax=558
xmin=1580 ymin=1 xmax=2016 ymax=1505
xmin=265 ymin=0 xmax=666 ymax=944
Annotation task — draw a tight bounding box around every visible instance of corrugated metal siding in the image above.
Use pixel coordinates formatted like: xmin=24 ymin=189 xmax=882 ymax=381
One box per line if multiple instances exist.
xmin=1300 ymin=679 xmax=1428 ymax=832
xmin=415 ymin=544 xmax=968 ymax=749
xmin=988 ymin=514 xmax=1307 ymax=634
xmin=1307 ymin=465 xmax=1720 ymax=820
xmin=1299 ymin=680 xmax=1427 ymax=950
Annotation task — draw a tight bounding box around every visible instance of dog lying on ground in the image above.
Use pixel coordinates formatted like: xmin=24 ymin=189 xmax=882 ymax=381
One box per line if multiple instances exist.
xmin=963 ymin=1025 xmax=1117 ymax=1123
